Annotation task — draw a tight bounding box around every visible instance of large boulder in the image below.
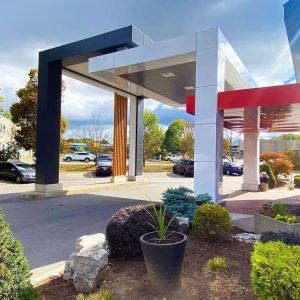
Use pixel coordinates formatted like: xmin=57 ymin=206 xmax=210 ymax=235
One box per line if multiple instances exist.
xmin=73 ymin=246 xmax=108 ymax=293
xmin=63 ymin=233 xmax=108 ymax=292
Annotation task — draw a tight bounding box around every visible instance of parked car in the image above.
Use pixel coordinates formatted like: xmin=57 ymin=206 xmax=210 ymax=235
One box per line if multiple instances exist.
xmin=95 ymin=160 xmax=112 ymax=176
xmin=166 ymin=154 xmax=183 ymax=162
xmin=97 ymin=154 xmax=112 ymax=161
xmin=0 ymin=162 xmax=36 ymax=183
xmin=173 ymin=159 xmax=194 ymax=177
xmin=63 ymin=152 xmax=95 ymax=163
xmin=223 ymin=162 xmax=243 ymax=175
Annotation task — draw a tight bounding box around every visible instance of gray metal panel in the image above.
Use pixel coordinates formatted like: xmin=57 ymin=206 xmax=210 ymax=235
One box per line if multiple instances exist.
xmin=121 ymin=62 xmax=195 ymax=104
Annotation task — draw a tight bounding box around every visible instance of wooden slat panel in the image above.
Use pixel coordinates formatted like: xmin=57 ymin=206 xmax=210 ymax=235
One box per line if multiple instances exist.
xmin=113 ymin=94 xmax=128 ymax=176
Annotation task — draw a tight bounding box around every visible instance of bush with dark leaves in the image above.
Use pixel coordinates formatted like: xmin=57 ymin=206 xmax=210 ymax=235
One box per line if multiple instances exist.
xmin=106 ymin=204 xmax=179 ymax=257
xmin=260 ymin=231 xmax=300 ymax=246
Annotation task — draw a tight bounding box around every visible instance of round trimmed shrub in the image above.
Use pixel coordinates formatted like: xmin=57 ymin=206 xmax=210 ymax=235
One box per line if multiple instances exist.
xmin=0 ymin=210 xmax=38 ymax=299
xmin=106 ymin=204 xmax=179 ymax=257
xmin=192 ymin=204 xmax=232 ymax=238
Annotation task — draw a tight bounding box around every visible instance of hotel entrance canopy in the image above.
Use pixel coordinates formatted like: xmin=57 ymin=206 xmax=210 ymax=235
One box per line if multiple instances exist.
xmin=62 ymin=26 xmax=300 ymax=134
xmin=35 ymin=23 xmax=300 ymax=201
xmin=62 ymin=27 xmax=253 ymax=105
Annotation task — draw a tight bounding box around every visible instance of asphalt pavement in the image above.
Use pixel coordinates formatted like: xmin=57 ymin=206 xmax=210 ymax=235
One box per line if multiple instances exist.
xmin=0 ymin=172 xmax=242 ymax=269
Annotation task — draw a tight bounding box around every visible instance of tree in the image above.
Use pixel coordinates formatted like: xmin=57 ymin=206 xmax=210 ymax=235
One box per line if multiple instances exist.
xmin=75 ymin=114 xmax=111 ymax=155
xmin=260 ymin=152 xmax=293 ymax=177
xmin=275 ymin=133 xmax=300 ymax=140
xmin=285 ymin=150 xmax=300 ymax=170
xmin=0 ymin=95 xmax=4 ymax=115
xmin=10 ymin=69 xmax=67 ymax=152
xmin=162 ymin=119 xmax=184 ymax=154
xmin=0 ymin=94 xmax=12 ymax=119
xmin=0 ymin=141 xmax=20 ymax=162
xmin=143 ymin=110 xmax=164 ymax=165
xmin=223 ymin=129 xmax=240 ymax=161
xmin=181 ymin=121 xmax=194 ymax=159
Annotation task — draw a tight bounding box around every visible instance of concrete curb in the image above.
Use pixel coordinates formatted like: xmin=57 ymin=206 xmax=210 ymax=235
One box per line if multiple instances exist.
xmin=22 ymin=179 xmax=150 ymax=200
xmin=31 ymin=261 xmax=65 ymax=286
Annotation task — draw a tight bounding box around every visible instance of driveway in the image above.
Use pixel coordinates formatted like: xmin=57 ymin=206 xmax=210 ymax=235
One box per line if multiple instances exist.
xmin=0 ymin=172 xmax=242 ymax=269
xmin=1 ymin=194 xmax=143 ymax=269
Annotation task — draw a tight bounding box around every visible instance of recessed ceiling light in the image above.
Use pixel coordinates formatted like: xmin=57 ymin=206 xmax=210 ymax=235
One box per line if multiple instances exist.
xmin=184 ymin=86 xmax=195 ymax=90
xmin=161 ymin=72 xmax=176 ymax=78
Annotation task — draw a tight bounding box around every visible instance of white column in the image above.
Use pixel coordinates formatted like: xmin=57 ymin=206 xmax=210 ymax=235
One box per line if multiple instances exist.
xmin=194 ymin=28 xmax=225 ymax=202
xmin=128 ymin=96 xmax=137 ymax=181
xmin=242 ymin=108 xmax=260 ymax=191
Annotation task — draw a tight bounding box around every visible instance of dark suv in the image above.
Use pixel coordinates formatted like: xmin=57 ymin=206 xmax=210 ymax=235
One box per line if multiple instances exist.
xmin=173 ymin=159 xmax=194 ymax=177
xmin=0 ymin=162 xmax=36 ymax=183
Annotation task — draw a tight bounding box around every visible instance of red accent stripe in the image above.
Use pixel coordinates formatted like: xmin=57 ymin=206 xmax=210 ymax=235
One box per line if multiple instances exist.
xmin=218 ymin=83 xmax=300 ymax=109
xmin=186 ymin=95 xmax=195 ymax=115
xmin=185 ymin=83 xmax=300 ymax=115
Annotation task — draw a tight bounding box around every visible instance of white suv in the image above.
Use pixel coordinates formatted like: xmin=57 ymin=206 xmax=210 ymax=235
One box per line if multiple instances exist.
xmin=63 ymin=152 xmax=95 ymax=163
xmin=165 ymin=154 xmax=183 ymax=162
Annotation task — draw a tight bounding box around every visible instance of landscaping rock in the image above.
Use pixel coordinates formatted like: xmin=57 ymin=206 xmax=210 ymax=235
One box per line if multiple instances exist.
xmin=75 ymin=233 xmax=106 ymax=253
xmin=63 ymin=252 xmax=75 ymax=280
xmin=176 ymin=216 xmax=189 ymax=234
xmin=63 ymin=233 xmax=107 ymax=281
xmin=232 ymin=233 xmax=261 ymax=244
xmin=73 ymin=246 xmax=108 ymax=293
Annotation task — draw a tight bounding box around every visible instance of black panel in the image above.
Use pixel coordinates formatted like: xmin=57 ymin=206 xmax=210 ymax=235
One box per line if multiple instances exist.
xmin=121 ymin=62 xmax=196 ymax=104
xmin=36 ymin=26 xmax=139 ymax=185
xmin=36 ymin=59 xmax=62 ymax=184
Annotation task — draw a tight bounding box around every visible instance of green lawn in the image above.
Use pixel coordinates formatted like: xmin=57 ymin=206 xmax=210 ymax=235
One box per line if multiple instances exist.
xmin=59 ymin=163 xmax=173 ymax=173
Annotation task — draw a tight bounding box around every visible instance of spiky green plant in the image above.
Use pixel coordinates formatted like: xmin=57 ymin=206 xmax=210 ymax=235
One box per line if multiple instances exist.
xmin=146 ymin=204 xmax=176 ymax=240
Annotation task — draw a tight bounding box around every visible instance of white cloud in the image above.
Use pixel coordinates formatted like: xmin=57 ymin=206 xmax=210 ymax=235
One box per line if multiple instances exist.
xmin=144 ymin=99 xmax=161 ymax=111
xmin=62 ymin=76 xmax=114 ymax=124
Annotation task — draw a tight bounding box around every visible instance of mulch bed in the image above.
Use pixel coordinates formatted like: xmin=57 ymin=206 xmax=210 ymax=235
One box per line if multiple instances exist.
xmin=38 ymin=230 xmax=255 ymax=300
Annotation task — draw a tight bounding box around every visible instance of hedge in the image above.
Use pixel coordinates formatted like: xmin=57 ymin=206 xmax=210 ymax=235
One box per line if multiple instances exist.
xmin=251 ymin=241 xmax=300 ymax=300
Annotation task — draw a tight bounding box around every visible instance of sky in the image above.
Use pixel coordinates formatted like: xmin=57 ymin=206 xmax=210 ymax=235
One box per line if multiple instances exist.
xmin=0 ymin=0 xmax=296 ymax=138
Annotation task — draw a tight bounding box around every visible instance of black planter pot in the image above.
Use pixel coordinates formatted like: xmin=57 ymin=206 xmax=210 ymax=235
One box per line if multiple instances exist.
xmin=140 ymin=231 xmax=187 ymax=291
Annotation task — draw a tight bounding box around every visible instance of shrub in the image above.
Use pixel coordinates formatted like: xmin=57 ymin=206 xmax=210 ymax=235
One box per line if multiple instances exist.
xmin=294 ymin=175 xmax=300 ymax=187
xmin=260 ymin=201 xmax=295 ymax=219
xmin=106 ymin=204 xmax=178 ymax=257
xmin=206 ymin=257 xmax=228 ymax=272
xmin=192 ymin=204 xmax=232 ymax=238
xmin=275 ymin=214 xmax=297 ymax=224
xmin=251 ymin=241 xmax=300 ymax=300
xmin=0 ymin=211 xmax=39 ymax=300
xmin=260 ymin=231 xmax=300 ymax=246
xmin=76 ymin=289 xmax=114 ymax=300
xmin=260 ymin=163 xmax=276 ymax=188
xmin=162 ymin=186 xmax=212 ymax=223
xmin=260 ymin=152 xmax=293 ymax=177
